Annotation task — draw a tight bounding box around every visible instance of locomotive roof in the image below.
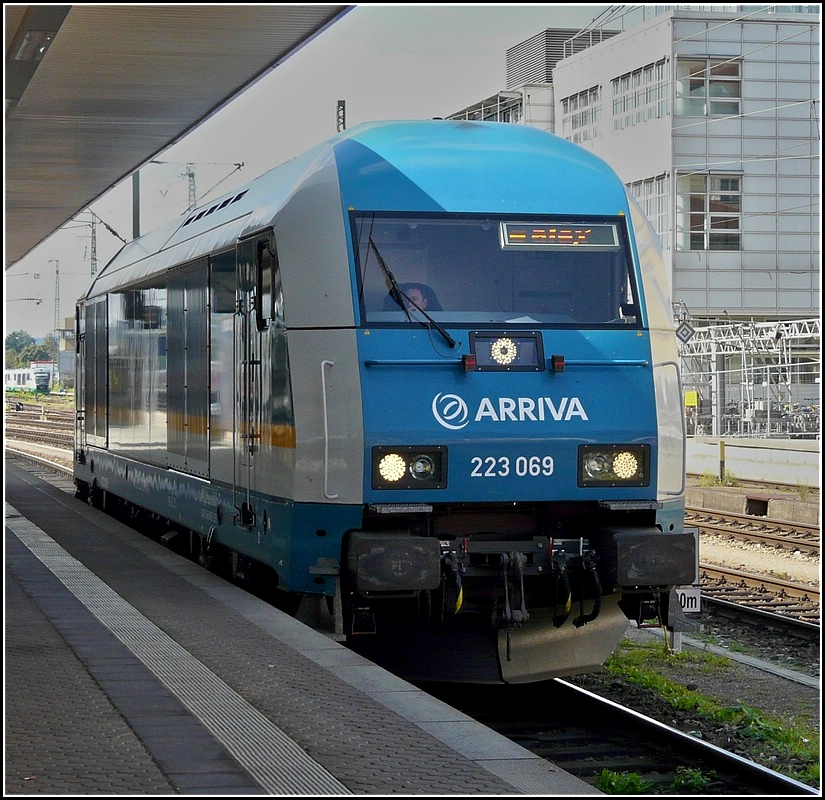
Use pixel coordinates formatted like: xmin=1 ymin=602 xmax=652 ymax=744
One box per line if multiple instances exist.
xmin=83 ymin=120 xmax=629 ymax=299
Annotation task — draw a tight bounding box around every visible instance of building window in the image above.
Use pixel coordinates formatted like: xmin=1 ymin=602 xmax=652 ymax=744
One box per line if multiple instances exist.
xmin=611 ymin=59 xmax=669 ymax=131
xmin=676 ymin=174 xmax=742 ymax=251
xmin=628 ymin=174 xmax=670 ymax=245
xmin=675 ymin=58 xmax=741 ymax=117
xmin=448 ymin=94 xmax=523 ymax=124
xmin=561 ymin=86 xmax=601 ymax=142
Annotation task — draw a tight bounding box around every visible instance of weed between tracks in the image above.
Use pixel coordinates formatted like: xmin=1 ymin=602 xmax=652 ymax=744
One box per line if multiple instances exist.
xmin=594 ymin=765 xmax=722 ymax=794
xmin=597 ymin=639 xmax=820 ymax=788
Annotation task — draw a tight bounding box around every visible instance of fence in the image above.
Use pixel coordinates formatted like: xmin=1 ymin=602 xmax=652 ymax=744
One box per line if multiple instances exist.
xmin=678 ymin=317 xmax=820 ymax=440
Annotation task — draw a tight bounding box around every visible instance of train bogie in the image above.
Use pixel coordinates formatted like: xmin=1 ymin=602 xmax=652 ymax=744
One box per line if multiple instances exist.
xmin=75 ymin=120 xmax=695 ymax=683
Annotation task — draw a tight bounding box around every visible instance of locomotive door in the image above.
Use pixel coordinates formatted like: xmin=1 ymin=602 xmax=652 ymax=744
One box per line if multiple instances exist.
xmin=234 ymin=237 xmax=259 ymax=525
xmin=75 ymin=304 xmax=86 ymax=453
xmin=233 ymin=234 xmax=273 ymax=526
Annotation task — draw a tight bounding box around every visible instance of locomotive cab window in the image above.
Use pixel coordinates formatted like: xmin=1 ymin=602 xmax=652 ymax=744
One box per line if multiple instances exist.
xmin=256 ymin=237 xmax=284 ymax=331
xmin=354 ymin=212 xmax=640 ymax=327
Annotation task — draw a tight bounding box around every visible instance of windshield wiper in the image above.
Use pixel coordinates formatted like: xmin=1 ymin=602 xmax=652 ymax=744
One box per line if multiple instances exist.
xmin=368 ymin=235 xmax=411 ymax=321
xmin=367 ymin=236 xmax=456 ymax=349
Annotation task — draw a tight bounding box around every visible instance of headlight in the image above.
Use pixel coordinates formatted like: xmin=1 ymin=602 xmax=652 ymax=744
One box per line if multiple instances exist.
xmin=490 ymin=337 xmax=517 ymax=365
xmin=578 ymin=444 xmax=650 ymax=487
xmin=372 ymin=446 xmax=447 ymax=490
xmin=378 ymin=453 xmax=407 ymax=482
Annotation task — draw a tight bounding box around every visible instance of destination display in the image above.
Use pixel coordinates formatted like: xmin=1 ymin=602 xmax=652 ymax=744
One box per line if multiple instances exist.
xmin=500 ymin=221 xmax=619 ymax=249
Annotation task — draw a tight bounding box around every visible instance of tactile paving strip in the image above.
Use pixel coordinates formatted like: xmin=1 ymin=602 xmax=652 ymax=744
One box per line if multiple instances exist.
xmin=8 ymin=505 xmax=350 ymax=796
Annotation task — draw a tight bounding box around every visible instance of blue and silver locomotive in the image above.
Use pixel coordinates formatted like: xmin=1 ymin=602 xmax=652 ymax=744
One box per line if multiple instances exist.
xmin=74 ymin=120 xmax=695 ymax=683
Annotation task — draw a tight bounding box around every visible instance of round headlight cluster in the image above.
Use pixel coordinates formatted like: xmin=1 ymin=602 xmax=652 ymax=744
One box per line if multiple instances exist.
xmin=583 ymin=449 xmax=641 ymax=481
xmin=373 ymin=446 xmax=447 ymax=490
xmin=490 ymin=337 xmax=518 ymax=366
xmin=578 ymin=444 xmax=649 ymax=487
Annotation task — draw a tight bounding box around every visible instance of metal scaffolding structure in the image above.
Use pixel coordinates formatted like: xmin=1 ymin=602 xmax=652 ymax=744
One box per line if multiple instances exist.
xmin=677 ymin=313 xmax=820 ymax=439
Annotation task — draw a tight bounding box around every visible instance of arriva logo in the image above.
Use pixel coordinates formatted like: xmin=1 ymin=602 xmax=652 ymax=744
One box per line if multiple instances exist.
xmin=432 ymin=392 xmax=588 ymax=430
xmin=432 ymin=393 xmax=470 ymax=430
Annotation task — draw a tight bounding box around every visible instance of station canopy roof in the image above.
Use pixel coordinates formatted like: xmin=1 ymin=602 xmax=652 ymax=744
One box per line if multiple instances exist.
xmin=5 ymin=4 xmax=352 ymax=269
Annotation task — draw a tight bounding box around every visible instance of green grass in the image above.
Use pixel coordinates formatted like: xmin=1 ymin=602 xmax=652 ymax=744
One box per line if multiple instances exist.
xmin=697 ymin=470 xmax=740 ymax=487
xmin=602 ymin=638 xmax=820 ymax=785
xmin=5 ymin=389 xmax=73 ymax=408
xmin=671 ymin=766 xmax=719 ymax=791
xmin=594 ymin=768 xmax=654 ymax=794
xmin=594 ymin=766 xmax=722 ymax=794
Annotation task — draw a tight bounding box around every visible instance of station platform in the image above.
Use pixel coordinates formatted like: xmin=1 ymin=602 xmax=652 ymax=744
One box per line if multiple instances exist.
xmin=4 ymin=457 xmax=598 ymax=796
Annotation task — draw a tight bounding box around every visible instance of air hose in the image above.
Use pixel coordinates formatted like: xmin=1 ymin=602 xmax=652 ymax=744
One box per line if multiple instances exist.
xmin=573 ymin=555 xmax=602 ymax=627
xmin=552 ymin=558 xmax=572 ymax=628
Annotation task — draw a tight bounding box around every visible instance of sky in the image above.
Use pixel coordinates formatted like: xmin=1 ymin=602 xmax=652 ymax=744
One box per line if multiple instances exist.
xmin=4 ymin=4 xmax=615 ymax=341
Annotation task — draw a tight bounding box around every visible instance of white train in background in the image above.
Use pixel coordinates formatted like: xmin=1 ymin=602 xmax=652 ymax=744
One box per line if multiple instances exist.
xmin=5 ymin=361 xmax=57 ymax=393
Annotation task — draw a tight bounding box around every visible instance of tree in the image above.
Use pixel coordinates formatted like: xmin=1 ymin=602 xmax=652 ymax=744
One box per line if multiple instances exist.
xmin=5 ymin=349 xmax=22 ymax=369
xmin=4 ymin=331 xmax=57 ymax=369
xmin=5 ymin=330 xmax=35 ymax=355
xmin=19 ymin=342 xmax=56 ymax=365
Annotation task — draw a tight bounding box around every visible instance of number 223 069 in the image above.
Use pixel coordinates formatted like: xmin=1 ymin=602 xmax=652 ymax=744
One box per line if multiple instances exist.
xmin=470 ymin=455 xmax=554 ymax=478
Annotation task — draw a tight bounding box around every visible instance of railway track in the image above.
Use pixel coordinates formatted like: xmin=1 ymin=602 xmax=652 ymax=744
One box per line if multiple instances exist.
xmin=700 ymin=563 xmax=819 ymax=624
xmin=422 ymin=679 xmax=817 ymax=795
xmin=4 ymin=424 xmax=74 ymax=450
xmin=684 ymin=505 xmax=820 ymax=625
xmin=687 ymin=507 xmax=820 ymax=556
xmin=4 ymin=404 xmax=74 ymax=423
xmin=703 ymin=595 xmax=819 ymax=651
xmin=4 ymin=405 xmax=75 ymax=449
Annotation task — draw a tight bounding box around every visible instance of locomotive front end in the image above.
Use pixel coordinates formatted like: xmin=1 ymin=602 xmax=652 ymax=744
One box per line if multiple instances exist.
xmin=341 ymin=200 xmax=695 ymax=683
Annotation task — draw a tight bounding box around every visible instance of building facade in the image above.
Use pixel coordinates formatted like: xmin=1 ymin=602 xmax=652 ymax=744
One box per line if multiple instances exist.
xmin=553 ymin=6 xmax=819 ymax=324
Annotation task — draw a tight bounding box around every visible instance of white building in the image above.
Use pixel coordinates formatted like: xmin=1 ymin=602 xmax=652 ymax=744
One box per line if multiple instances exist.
xmin=449 ymin=28 xmax=620 ymax=131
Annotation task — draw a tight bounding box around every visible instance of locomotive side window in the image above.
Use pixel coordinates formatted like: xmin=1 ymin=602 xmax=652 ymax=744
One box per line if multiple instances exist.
xmin=211 ymin=250 xmax=235 ymax=314
xmin=209 ymin=250 xmax=235 ymax=461
xmin=106 ymin=282 xmax=167 ymax=461
xmin=354 ymin=212 xmax=640 ymax=327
